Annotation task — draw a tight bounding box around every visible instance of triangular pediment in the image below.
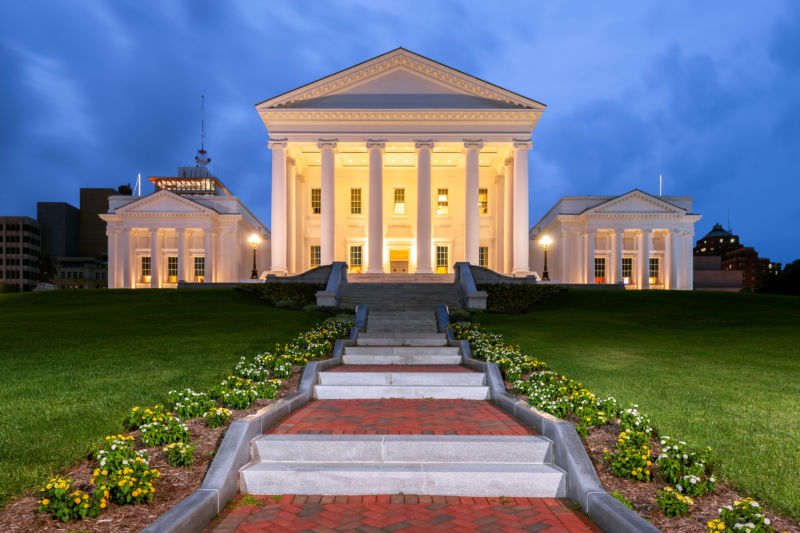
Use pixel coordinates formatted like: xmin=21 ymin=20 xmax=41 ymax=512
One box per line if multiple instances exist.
xmin=257 ymin=48 xmax=545 ymax=111
xmin=583 ymin=190 xmax=686 ymax=215
xmin=116 ymin=190 xmax=216 ymax=215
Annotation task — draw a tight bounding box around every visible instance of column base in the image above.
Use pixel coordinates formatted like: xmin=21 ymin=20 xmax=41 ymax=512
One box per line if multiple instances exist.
xmin=415 ymin=267 xmax=433 ymax=274
xmin=366 ymin=267 xmax=384 ymax=274
xmin=511 ymin=269 xmax=531 ymax=277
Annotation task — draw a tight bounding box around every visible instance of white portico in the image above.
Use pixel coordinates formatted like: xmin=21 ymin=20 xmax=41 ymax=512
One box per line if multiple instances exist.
xmin=257 ymin=48 xmax=545 ymax=276
xmin=529 ymin=190 xmax=702 ymax=290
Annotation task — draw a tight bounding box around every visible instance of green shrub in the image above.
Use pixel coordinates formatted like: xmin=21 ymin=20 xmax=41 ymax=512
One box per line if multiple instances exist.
xmin=203 ymin=407 xmax=232 ymax=428
xmin=238 ymin=282 xmax=324 ymax=306
xmin=37 ymin=477 xmax=106 ymax=522
xmin=449 ymin=309 xmax=471 ymax=322
xmin=476 ymin=283 xmax=567 ymax=312
xmin=163 ymin=442 xmax=194 ymax=468
xmin=657 ymin=487 xmax=693 ymax=517
xmin=610 ymin=490 xmax=634 ymax=510
xmin=718 ymin=498 xmax=775 ymax=532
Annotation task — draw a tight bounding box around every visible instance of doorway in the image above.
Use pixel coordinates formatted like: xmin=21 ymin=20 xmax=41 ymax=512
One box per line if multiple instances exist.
xmin=389 ymin=249 xmax=409 ymax=273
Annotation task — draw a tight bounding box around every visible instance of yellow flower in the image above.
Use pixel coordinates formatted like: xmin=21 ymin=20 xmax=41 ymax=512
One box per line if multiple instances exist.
xmin=74 ymin=497 xmax=81 ymax=504
xmin=100 ymin=502 xmax=107 ymax=509
xmin=41 ymin=499 xmax=49 ymax=506
xmin=102 ymin=469 xmax=108 ymax=475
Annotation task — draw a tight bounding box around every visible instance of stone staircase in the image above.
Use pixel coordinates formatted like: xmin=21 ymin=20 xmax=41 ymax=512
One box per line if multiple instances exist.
xmin=338 ymin=283 xmax=462 ymax=310
xmin=238 ymin=308 xmax=567 ymax=497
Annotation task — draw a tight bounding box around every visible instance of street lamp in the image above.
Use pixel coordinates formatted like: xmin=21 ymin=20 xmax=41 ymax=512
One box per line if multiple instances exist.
xmin=248 ymin=234 xmax=262 ymax=279
xmin=539 ymin=235 xmax=552 ymax=281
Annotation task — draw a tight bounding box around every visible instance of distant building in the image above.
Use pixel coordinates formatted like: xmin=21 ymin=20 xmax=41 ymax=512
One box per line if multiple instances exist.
xmin=55 ymin=257 xmax=107 ymax=289
xmin=693 ymin=256 xmax=743 ymax=292
xmin=101 ymin=155 xmax=269 ymax=288
xmin=80 ymin=187 xmax=129 ymax=260
xmin=37 ymin=202 xmax=80 ymax=259
xmin=694 ymin=223 xmax=780 ymax=291
xmin=0 ymin=216 xmax=41 ymax=292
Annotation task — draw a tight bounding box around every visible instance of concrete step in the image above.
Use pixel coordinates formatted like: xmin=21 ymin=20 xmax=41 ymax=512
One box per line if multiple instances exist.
xmin=251 ymin=434 xmax=553 ymax=464
xmin=318 ymin=372 xmax=486 ymax=386
xmin=356 ymin=336 xmax=448 ymax=347
xmin=342 ymin=354 xmax=463 ymax=365
xmin=240 ymin=461 xmax=566 ymax=497
xmin=345 ymin=346 xmax=460 ymax=356
xmin=314 ymin=384 xmax=490 ymax=399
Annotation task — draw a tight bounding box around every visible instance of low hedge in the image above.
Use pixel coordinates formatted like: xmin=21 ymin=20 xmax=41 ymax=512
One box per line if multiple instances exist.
xmin=476 ymin=283 xmax=567 ymax=312
xmin=237 ymin=282 xmax=324 ymax=307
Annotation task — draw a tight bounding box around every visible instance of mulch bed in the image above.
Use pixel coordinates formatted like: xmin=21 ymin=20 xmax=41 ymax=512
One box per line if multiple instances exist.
xmin=504 ymin=378 xmax=800 ymax=533
xmin=0 ymin=366 xmax=304 ymax=533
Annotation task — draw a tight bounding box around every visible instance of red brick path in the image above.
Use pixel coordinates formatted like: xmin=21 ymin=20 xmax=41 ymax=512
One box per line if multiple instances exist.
xmin=204 ymin=494 xmax=601 ymax=532
xmin=267 ymin=399 xmax=535 ymax=435
xmin=330 ymin=364 xmax=474 ymax=373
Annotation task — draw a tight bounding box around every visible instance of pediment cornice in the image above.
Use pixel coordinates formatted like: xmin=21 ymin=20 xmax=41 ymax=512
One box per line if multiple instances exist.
xmin=116 ymin=190 xmax=217 ymax=216
xmin=582 ymin=190 xmax=686 ymax=216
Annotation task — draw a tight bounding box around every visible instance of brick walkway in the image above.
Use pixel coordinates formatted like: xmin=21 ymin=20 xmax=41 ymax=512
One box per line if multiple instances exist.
xmin=267 ymin=399 xmax=535 ymax=435
xmin=329 ymin=365 xmax=474 ymax=373
xmin=204 ymin=494 xmax=601 ymax=532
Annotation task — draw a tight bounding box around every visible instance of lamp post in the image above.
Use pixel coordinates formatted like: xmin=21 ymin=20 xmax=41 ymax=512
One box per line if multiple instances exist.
xmin=248 ymin=234 xmax=262 ymax=279
xmin=539 ymin=235 xmax=552 ymax=281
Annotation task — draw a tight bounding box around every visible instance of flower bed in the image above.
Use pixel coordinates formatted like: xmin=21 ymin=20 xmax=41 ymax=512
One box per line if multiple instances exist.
xmin=451 ymin=322 xmax=792 ymax=532
xmin=31 ymin=314 xmax=354 ymax=528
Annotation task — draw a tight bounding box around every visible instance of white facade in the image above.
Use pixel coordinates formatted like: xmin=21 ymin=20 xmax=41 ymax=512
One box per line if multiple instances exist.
xmin=100 ymin=190 xmax=269 ymax=288
xmin=257 ymin=48 xmax=545 ymax=276
xmin=529 ymin=190 xmax=701 ymax=290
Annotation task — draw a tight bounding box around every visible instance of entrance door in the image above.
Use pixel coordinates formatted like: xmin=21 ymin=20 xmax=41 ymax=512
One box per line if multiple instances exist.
xmin=389 ymin=249 xmax=409 ymax=273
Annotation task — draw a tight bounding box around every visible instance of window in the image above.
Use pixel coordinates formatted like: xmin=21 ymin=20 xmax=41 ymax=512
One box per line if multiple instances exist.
xmin=594 ymin=257 xmax=606 ymax=284
xmin=194 ymin=256 xmax=205 ymax=282
xmin=437 ymin=188 xmax=449 ymax=215
xmin=350 ymin=188 xmax=361 ymax=215
xmin=141 ymin=256 xmax=151 ymax=282
xmin=349 ymin=245 xmax=362 ymax=273
xmin=168 ymin=256 xmax=178 ymax=282
xmin=478 ymin=188 xmax=488 ymax=214
xmin=622 ymin=257 xmax=632 ymax=284
xmin=393 ymin=188 xmax=405 ymax=215
xmin=479 ymin=246 xmax=489 ymax=267
xmin=310 ymin=245 xmax=321 ymax=268
xmin=649 ymin=257 xmax=659 ymax=285
xmin=436 ymin=245 xmax=449 ymax=273
xmin=311 ymin=188 xmax=321 ymax=214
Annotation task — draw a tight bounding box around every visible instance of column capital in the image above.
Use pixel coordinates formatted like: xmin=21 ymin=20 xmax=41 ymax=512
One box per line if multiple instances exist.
xmin=268 ymin=139 xmax=288 ymax=149
xmin=463 ymin=140 xmax=484 ymax=150
xmin=317 ymin=139 xmax=338 ymax=150
xmin=415 ymin=140 xmax=435 ymax=150
xmin=513 ymin=139 xmax=533 ymax=150
xmin=366 ymin=140 xmax=386 ymax=150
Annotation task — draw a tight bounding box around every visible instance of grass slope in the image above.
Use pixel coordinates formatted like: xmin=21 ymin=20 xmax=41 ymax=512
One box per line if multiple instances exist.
xmin=0 ymin=289 xmax=325 ymax=508
xmin=475 ymin=290 xmax=800 ymax=521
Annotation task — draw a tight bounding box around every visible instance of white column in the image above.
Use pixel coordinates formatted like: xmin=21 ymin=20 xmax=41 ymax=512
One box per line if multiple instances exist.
xmin=318 ymin=140 xmax=337 ymax=266
xmin=493 ymin=174 xmax=503 ymax=270
xmin=367 ymin=140 xmax=385 ymax=273
xmin=150 ymin=229 xmax=160 ymax=288
xmin=685 ymin=231 xmax=694 ymax=290
xmin=286 ymin=158 xmax=296 ymax=274
xmin=415 ymin=141 xmax=434 ymax=273
xmin=664 ymin=230 xmax=672 ymax=290
xmin=177 ymin=229 xmax=186 ymax=282
xmin=640 ymin=229 xmax=651 ymax=290
xmin=107 ymin=230 xmax=117 ymax=288
xmin=464 ymin=140 xmax=482 ymax=265
xmin=512 ymin=141 xmax=532 ymax=275
xmin=587 ymin=230 xmax=596 ymax=284
xmin=204 ymin=229 xmax=213 ymax=282
xmin=269 ymin=140 xmax=288 ymax=273
xmin=615 ymin=230 xmax=624 ymax=284
xmin=503 ymin=158 xmax=514 ymax=274
xmin=120 ymin=229 xmax=130 ymax=289
xmin=296 ymin=174 xmax=306 ymax=270
xmin=560 ymin=230 xmax=568 ymax=282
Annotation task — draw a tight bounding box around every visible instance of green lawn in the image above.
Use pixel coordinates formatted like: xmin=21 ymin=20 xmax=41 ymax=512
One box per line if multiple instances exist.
xmin=0 ymin=289 xmax=325 ymax=508
xmin=474 ymin=290 xmax=800 ymax=521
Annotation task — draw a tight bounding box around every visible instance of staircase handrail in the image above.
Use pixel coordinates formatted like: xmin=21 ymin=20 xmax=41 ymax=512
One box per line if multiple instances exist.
xmin=315 ymin=261 xmax=348 ymax=308
xmin=454 ymin=262 xmax=487 ymax=310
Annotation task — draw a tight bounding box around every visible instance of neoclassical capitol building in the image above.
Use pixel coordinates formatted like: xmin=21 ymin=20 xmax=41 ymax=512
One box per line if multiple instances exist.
xmin=104 ymin=48 xmax=699 ymax=289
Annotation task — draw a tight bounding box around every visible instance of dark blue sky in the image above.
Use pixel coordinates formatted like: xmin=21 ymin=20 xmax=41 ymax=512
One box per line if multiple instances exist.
xmin=2 ymin=1 xmax=798 ymax=264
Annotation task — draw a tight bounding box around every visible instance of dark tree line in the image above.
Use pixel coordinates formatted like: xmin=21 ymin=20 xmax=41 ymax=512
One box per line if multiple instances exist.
xmin=758 ymin=260 xmax=800 ymax=295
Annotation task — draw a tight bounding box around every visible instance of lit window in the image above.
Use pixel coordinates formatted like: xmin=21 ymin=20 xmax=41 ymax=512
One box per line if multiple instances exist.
xmin=436 ymin=245 xmax=449 ymax=273
xmin=622 ymin=258 xmax=632 ymax=284
xmin=168 ymin=256 xmax=178 ymax=282
xmin=350 ymin=188 xmax=361 ymax=215
xmin=649 ymin=257 xmax=659 ymax=284
xmin=311 ymin=188 xmax=321 ymax=214
xmin=141 ymin=256 xmax=151 ymax=282
xmin=349 ymin=245 xmax=362 ymax=273
xmin=194 ymin=256 xmax=205 ymax=282
xmin=720 ymin=238 xmax=723 ymax=243
xmin=310 ymin=245 xmax=321 ymax=268
xmin=478 ymin=188 xmax=488 ymax=214
xmin=730 ymin=238 xmax=734 ymax=243
xmin=437 ymin=188 xmax=449 ymax=215
xmin=479 ymin=246 xmax=489 ymax=267
xmin=594 ymin=257 xmax=606 ymax=283
xmin=394 ymin=188 xmax=405 ymax=215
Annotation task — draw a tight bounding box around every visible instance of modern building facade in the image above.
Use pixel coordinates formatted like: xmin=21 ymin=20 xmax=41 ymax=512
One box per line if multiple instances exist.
xmin=0 ymin=216 xmax=41 ymax=292
xmin=80 ymin=188 xmax=122 ymax=259
xmin=257 ymin=48 xmax=544 ymax=276
xmin=101 ymin=161 xmax=269 ymax=289
xmin=37 ymin=202 xmax=80 ymax=260
xmin=694 ymin=223 xmax=780 ymax=291
xmin=529 ymin=191 xmax=701 ymax=290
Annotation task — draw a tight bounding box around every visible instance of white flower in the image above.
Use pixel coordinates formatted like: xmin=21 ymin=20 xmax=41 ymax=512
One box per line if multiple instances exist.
xmin=750 ymin=501 xmax=760 ymax=508
xmin=764 ymin=518 xmax=771 ymax=525
xmin=676 ymin=484 xmax=683 ymax=491
xmin=710 ymin=477 xmax=716 ymax=482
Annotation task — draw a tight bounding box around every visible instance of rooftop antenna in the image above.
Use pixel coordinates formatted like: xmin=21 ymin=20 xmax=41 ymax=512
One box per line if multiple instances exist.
xmin=195 ymin=94 xmax=211 ymax=167
xmin=659 ymin=173 xmax=663 ymax=197
xmin=134 ymin=172 xmax=142 ymax=196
